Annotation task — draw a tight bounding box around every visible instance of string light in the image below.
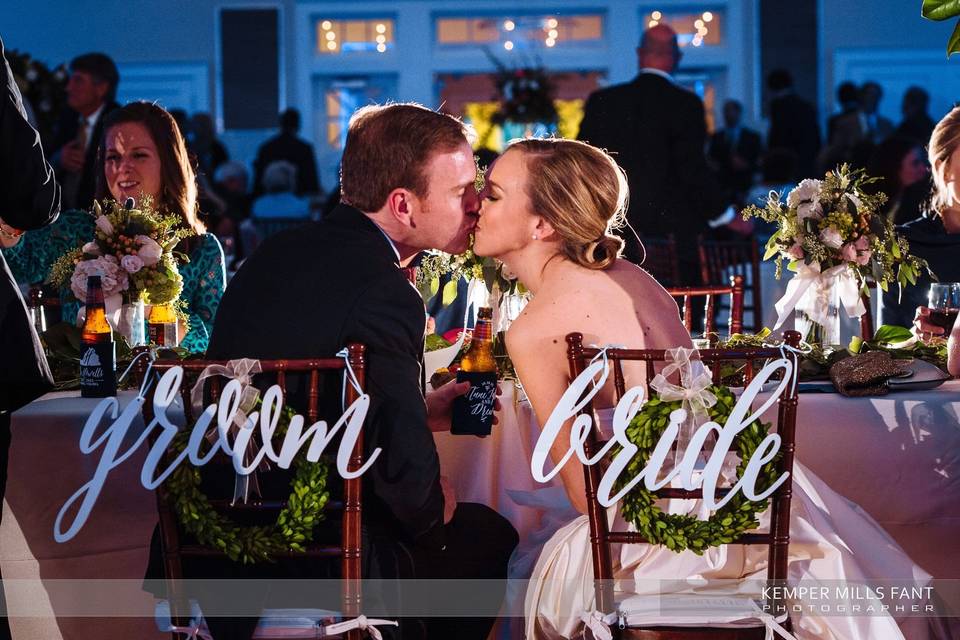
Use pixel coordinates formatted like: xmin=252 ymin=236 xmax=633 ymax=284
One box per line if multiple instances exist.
xmin=327 ymin=41 xmax=337 ymax=51
xmin=652 ymin=11 xmax=662 ymax=20
xmin=504 ymin=19 xmax=515 ymax=31
xmin=325 ymin=31 xmax=336 ymax=41
xmin=376 ymin=43 xmax=386 ymax=53
xmin=695 ymin=19 xmax=704 ymax=28
xmin=545 ymin=37 xmax=556 ymax=47
xmin=376 ymin=23 xmax=386 ymax=34
xmin=546 ymin=17 xmax=558 ymax=29
xmin=548 ymin=29 xmax=558 ymax=39
xmin=703 ymin=11 xmax=714 ymax=22
xmin=504 ymin=40 xmax=514 ymax=50
xmin=648 ymin=20 xmax=659 ymax=28
xmin=321 ymin=20 xmax=332 ymax=30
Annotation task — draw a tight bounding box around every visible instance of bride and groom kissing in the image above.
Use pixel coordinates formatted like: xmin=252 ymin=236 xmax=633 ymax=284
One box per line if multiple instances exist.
xmin=203 ymin=101 xmax=677 ymax=639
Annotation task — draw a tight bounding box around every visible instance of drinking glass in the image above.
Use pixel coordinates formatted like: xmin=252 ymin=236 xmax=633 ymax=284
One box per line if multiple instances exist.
xmin=927 ymin=283 xmax=960 ymax=333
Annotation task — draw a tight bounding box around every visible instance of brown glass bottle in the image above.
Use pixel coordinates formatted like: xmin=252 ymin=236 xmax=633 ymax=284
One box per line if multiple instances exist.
xmin=79 ymin=275 xmax=117 ymax=397
xmin=452 ymin=307 xmax=497 ymax=435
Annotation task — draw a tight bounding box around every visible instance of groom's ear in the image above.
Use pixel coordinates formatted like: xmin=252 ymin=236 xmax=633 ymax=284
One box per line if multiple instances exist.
xmin=386 ymin=188 xmax=416 ymax=227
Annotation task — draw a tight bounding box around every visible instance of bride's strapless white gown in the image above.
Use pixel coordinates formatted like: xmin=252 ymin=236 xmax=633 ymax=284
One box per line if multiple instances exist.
xmin=519 ymin=410 xmax=939 ymax=640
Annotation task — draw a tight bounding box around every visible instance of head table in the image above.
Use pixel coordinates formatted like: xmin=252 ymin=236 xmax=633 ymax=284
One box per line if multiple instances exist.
xmin=2 ymin=381 xmax=960 ymax=638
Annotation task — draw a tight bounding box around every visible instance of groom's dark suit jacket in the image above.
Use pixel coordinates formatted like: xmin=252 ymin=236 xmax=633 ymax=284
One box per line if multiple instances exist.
xmin=207 ymin=203 xmax=445 ymax=549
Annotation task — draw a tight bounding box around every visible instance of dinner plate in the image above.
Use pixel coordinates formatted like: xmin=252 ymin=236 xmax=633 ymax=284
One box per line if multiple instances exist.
xmin=888 ymin=358 xmax=951 ymax=391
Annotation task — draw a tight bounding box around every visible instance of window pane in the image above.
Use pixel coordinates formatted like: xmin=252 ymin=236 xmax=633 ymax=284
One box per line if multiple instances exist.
xmin=435 ymin=13 xmax=603 ymax=49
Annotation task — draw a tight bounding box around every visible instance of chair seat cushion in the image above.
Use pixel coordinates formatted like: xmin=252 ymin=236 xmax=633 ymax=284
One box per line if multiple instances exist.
xmin=618 ymin=593 xmax=789 ymax=628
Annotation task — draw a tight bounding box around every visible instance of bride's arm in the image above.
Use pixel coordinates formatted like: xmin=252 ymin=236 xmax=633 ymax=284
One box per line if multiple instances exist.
xmin=506 ymin=321 xmax=589 ymax=515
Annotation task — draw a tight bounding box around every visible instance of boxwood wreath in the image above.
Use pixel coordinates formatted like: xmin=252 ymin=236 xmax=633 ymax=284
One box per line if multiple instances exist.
xmin=163 ymin=405 xmax=330 ymax=564
xmin=614 ymin=386 xmax=782 ymax=554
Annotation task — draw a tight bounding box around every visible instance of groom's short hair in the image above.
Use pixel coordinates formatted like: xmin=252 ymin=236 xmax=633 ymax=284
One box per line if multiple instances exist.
xmin=340 ymin=103 xmax=472 ymax=212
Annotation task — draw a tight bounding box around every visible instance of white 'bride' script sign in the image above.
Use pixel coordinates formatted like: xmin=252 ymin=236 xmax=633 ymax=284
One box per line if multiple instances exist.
xmin=531 ymin=356 xmax=794 ymax=509
xmin=54 ymin=366 xmax=378 ymax=543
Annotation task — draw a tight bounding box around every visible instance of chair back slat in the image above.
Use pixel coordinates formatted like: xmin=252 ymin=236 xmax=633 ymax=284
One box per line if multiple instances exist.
xmin=139 ymin=349 xmax=367 ymax=638
xmin=566 ymin=331 xmax=802 ymax=627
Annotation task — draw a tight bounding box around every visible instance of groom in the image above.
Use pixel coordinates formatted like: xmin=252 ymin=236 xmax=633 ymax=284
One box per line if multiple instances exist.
xmin=206 ymin=103 xmax=518 ymax=639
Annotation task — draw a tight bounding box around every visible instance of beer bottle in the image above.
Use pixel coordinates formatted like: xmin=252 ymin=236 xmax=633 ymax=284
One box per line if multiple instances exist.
xmin=79 ymin=275 xmax=117 ymax=398
xmin=27 ymin=287 xmax=46 ymax=334
xmin=452 ymin=307 xmax=497 ymax=435
xmin=147 ymin=303 xmax=179 ymax=347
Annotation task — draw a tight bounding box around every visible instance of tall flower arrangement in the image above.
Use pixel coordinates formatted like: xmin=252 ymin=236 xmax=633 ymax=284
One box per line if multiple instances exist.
xmin=743 ymin=165 xmax=930 ymax=338
xmin=50 ymin=197 xmax=194 ymax=307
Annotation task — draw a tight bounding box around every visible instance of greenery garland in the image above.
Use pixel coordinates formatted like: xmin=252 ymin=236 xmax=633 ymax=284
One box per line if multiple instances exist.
xmin=615 ymin=387 xmax=782 ymax=554
xmin=164 ymin=405 xmax=330 ymax=564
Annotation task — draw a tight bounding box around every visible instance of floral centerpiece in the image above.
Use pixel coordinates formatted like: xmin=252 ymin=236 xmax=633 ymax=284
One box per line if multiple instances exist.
xmin=743 ymin=165 xmax=930 ymax=345
xmin=49 ymin=196 xmax=194 ymax=344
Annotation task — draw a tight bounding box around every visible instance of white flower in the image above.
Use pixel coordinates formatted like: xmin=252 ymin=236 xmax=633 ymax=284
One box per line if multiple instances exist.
xmin=819 ymin=226 xmax=844 ymax=249
xmin=136 ymin=235 xmax=163 ymax=266
xmin=787 ymin=179 xmax=822 ymax=208
xmin=796 ymin=200 xmax=823 ymax=221
xmin=70 ymin=257 xmax=130 ymax=301
xmin=120 ymin=254 xmax=144 ymax=274
xmin=81 ymin=242 xmax=101 ymax=256
xmin=94 ymin=215 xmax=114 ymax=236
xmin=846 ymin=192 xmax=862 ymax=211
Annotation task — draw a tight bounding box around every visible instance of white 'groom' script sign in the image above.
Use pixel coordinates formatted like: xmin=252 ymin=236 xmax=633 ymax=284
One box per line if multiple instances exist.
xmin=54 ymin=366 xmax=378 ymax=542
xmin=531 ymin=357 xmax=794 ymax=509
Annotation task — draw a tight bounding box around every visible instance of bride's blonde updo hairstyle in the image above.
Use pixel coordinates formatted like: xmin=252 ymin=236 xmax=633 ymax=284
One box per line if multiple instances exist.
xmin=508 ymin=138 xmax=628 ymax=269
xmin=929 ymin=105 xmax=960 ymax=214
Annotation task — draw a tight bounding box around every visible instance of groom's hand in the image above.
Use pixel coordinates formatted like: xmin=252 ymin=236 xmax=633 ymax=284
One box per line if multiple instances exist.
xmin=426 ymin=379 xmax=470 ymax=432
xmin=426 ymin=380 xmax=505 ymax=433
xmin=440 ymin=475 xmax=457 ymax=524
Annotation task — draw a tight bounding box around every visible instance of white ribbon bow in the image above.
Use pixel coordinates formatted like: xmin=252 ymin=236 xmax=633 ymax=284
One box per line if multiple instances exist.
xmin=773 ymin=263 xmax=866 ymax=330
xmin=650 ymin=347 xmax=716 ymax=463
xmin=749 ymin=601 xmax=800 ymax=640
xmin=190 ymin=358 xmax=264 ymax=505
xmin=322 ymin=615 xmax=399 ymax=640
xmin=579 ymin=610 xmax=618 ymax=640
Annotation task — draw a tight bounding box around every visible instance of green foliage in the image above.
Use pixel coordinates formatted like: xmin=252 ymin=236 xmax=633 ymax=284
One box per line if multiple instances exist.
xmin=922 ymin=0 xmax=960 ymax=56
xmin=613 ymin=387 xmax=782 ymax=555
xmin=164 ymin=404 xmax=331 ymax=564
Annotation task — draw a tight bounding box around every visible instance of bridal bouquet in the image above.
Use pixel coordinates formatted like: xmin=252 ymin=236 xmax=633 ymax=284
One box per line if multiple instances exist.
xmin=49 ymin=196 xmax=194 ymax=307
xmin=743 ymin=165 xmax=929 ymax=342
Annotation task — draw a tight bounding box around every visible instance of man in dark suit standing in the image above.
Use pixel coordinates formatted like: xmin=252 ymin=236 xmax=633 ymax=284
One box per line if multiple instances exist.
xmin=767 ymin=69 xmax=821 ymax=180
xmin=577 ymin=24 xmax=724 ymax=286
xmin=253 ymin=108 xmax=321 ymax=198
xmin=207 ymin=103 xmax=517 ymax=640
xmin=708 ymin=99 xmax=762 ymax=206
xmin=0 ymin=35 xmax=61 ymax=639
xmin=51 ymin=52 xmax=119 ymax=211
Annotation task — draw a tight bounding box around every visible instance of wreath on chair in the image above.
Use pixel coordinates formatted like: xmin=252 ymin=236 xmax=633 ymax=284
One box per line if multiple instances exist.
xmin=614 ymin=387 xmax=782 ymax=555
xmin=163 ymin=404 xmax=331 ymax=564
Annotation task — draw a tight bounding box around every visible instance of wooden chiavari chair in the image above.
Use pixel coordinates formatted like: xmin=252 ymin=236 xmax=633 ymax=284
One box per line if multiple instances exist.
xmin=698 ymin=237 xmax=762 ymax=333
xmin=667 ymin=275 xmax=745 ymax=340
xmin=566 ymin=330 xmax=803 ymax=639
xmin=139 ymin=345 xmax=367 ymax=640
xmin=640 ymin=235 xmax=681 ymax=288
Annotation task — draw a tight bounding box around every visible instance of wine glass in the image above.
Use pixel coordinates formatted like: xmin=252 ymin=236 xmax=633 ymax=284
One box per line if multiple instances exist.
xmin=927 ymin=283 xmax=960 ymax=334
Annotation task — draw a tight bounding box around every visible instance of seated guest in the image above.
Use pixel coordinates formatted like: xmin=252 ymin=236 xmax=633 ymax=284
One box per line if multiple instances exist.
xmin=881 ymin=106 xmax=960 ymax=328
xmin=176 ymin=103 xmax=517 ymax=640
xmin=913 ymin=307 xmax=960 ymax=376
xmin=253 ymin=108 xmax=321 ymax=198
xmin=251 ymin=160 xmax=311 ymax=219
xmin=865 ymin=136 xmax=930 ymax=224
xmin=896 ymin=86 xmax=936 ymax=145
xmin=1 ymin=101 xmax=225 ymax=352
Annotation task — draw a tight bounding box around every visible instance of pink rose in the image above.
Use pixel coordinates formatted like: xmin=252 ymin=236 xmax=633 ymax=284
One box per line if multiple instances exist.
xmin=70 ymin=256 xmax=129 ymax=301
xmin=854 ymin=235 xmax=871 ymax=251
xmin=786 ymin=243 xmax=805 ymax=260
xmin=136 ymin=235 xmax=162 ymax=266
xmin=81 ymin=241 xmax=101 ymax=256
xmin=120 ymin=254 xmax=144 ymax=274
xmin=855 ymin=249 xmax=872 ymax=266
xmin=819 ymin=227 xmax=844 ymax=249
xmin=840 ymin=242 xmax=857 ymax=262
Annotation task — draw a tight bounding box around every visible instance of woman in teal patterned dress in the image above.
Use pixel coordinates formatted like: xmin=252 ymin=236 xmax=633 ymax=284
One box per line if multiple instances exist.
xmin=1 ymin=102 xmax=225 ymax=353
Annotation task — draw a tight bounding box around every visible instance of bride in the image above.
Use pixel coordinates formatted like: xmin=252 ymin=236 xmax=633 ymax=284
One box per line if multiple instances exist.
xmin=472 ymin=138 xmax=937 ymax=640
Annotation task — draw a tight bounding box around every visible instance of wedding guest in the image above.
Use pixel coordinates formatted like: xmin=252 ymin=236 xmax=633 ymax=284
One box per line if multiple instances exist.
xmin=896 ymin=86 xmax=936 ymax=144
xmin=865 ymin=136 xmax=930 ymax=224
xmin=251 ymin=160 xmax=311 ymax=218
xmin=2 ymin=101 xmax=225 ymax=353
xmin=186 ymin=103 xmax=518 ymax=640
xmin=253 ymin=108 xmax=321 ymax=197
xmin=880 ymin=106 xmax=960 ymax=328
xmin=707 ymin=99 xmax=762 ymax=206
xmin=577 ymin=23 xmax=724 ymax=285
xmin=0 ymin=34 xmax=61 ymax=640
xmin=767 ymin=69 xmax=821 ymax=179
xmin=859 ymin=81 xmax=895 ymax=144
xmin=189 ymin=112 xmax=229 ymax=179
xmin=826 ymin=82 xmax=860 ymax=145
xmin=913 ymin=306 xmax=960 ymax=376
xmin=50 ymin=52 xmax=119 ymax=210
